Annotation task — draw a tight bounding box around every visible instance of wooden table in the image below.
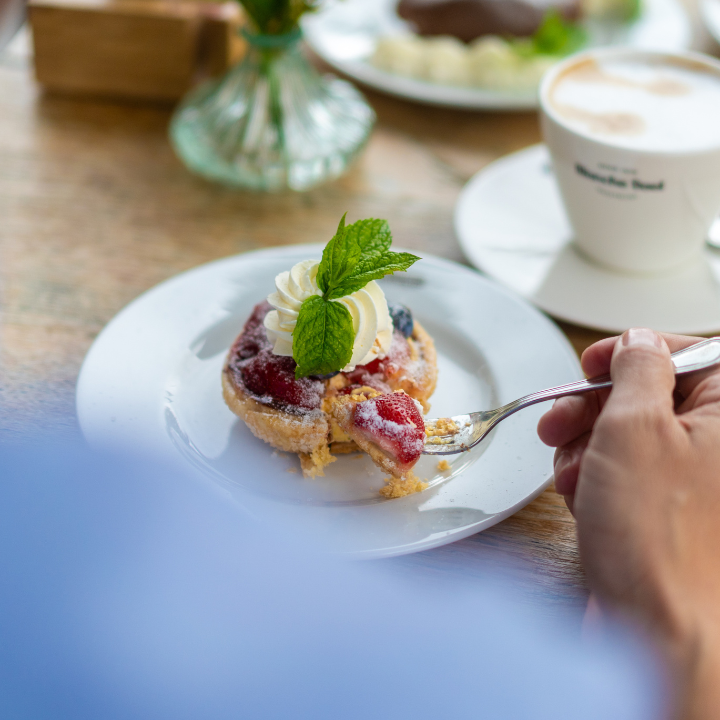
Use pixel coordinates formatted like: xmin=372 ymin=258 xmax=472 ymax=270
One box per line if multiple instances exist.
xmin=1 ymin=14 xmax=716 ymax=620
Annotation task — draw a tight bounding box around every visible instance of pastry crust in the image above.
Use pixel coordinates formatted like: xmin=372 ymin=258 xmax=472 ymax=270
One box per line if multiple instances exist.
xmin=387 ymin=321 xmax=437 ymax=410
xmin=221 ymin=370 xmax=328 ymax=454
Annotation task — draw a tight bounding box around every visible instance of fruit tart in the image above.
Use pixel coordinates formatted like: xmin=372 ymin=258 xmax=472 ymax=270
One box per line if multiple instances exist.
xmin=222 ymin=215 xmax=437 ymax=497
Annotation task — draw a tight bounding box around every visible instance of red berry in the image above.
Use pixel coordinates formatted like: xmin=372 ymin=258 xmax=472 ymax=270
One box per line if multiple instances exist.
xmin=352 ymin=393 xmax=425 ymax=466
xmin=228 ymin=302 xmax=323 ymax=412
xmin=239 ymin=350 xmax=323 ymax=412
xmin=234 ymin=301 xmax=273 ymax=359
xmin=345 ymin=330 xmax=410 ymax=384
xmin=245 ymin=300 xmax=272 ymax=331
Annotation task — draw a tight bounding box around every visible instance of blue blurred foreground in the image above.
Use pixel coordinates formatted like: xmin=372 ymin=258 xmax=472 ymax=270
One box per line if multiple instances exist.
xmin=0 ymin=437 xmax=661 ymax=719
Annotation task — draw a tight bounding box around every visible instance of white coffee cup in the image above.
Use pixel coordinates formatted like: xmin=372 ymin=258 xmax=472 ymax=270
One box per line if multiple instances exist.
xmin=539 ymin=48 xmax=720 ymax=275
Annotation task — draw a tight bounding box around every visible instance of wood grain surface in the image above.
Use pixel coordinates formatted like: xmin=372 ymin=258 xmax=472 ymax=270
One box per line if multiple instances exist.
xmin=1 ymin=10 xmax=716 ymax=616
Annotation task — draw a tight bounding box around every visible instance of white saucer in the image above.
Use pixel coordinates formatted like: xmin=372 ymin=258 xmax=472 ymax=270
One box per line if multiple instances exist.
xmin=302 ymin=0 xmax=691 ymax=111
xmin=455 ymin=145 xmax=720 ymax=335
xmin=76 ymin=245 xmax=581 ymax=558
xmin=701 ymin=0 xmax=720 ymax=46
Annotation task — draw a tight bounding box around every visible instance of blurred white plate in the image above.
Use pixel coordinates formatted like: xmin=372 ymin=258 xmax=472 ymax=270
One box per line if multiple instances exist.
xmin=302 ymin=0 xmax=692 ymax=110
xmin=455 ymin=144 xmax=720 ymax=334
xmin=76 ymin=245 xmax=581 ymax=558
xmin=701 ymin=0 xmax=720 ymax=46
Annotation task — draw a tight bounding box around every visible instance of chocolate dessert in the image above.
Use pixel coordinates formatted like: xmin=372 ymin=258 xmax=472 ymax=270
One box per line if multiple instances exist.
xmin=397 ymin=0 xmax=581 ymax=43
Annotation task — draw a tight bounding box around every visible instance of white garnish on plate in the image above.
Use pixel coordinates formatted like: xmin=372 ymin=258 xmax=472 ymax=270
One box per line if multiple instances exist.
xmin=264 ymin=259 xmax=393 ymax=370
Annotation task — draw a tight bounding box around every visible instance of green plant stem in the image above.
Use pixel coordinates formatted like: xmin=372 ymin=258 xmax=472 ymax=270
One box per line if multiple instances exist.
xmin=263 ymin=51 xmax=287 ymax=160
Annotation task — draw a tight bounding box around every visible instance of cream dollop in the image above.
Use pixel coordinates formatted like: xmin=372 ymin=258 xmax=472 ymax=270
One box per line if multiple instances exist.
xmin=263 ymin=259 xmax=393 ymax=371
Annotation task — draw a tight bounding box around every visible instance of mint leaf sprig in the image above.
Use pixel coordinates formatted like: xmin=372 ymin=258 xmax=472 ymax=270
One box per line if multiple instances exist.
xmin=512 ymin=10 xmax=587 ymax=59
xmin=292 ymin=215 xmax=420 ymax=379
xmin=292 ymin=296 xmax=356 ymax=380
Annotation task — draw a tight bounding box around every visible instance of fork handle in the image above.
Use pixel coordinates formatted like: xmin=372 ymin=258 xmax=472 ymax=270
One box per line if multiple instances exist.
xmin=504 ymin=337 xmax=720 ymax=415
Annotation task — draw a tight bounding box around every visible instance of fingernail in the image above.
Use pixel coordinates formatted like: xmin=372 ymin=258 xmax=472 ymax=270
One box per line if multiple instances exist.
xmin=623 ymin=328 xmax=662 ymax=348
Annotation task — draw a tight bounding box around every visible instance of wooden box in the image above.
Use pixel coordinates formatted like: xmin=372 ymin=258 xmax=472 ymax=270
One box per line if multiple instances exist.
xmin=29 ymin=0 xmax=245 ymax=101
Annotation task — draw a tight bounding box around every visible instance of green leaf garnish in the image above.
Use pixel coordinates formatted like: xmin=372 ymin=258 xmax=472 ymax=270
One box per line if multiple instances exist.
xmin=513 ymin=10 xmax=587 ymax=58
xmin=324 ymin=218 xmax=415 ymax=300
xmin=293 ymin=296 xmax=354 ymax=379
xmin=316 ymin=213 xmax=362 ymax=297
xmin=292 ymin=215 xmax=421 ymax=378
xmin=331 ymin=251 xmax=419 ymax=299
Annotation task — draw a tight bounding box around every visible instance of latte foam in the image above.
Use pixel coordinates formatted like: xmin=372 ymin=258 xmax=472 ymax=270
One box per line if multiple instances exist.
xmin=548 ymin=56 xmax=720 ymax=152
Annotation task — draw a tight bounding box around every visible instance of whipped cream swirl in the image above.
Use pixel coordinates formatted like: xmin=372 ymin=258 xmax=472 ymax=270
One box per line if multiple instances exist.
xmin=263 ymin=259 xmax=393 ymax=371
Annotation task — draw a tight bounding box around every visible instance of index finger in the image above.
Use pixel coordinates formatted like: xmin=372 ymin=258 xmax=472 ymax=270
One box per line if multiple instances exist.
xmin=581 ymin=332 xmax=713 ymax=398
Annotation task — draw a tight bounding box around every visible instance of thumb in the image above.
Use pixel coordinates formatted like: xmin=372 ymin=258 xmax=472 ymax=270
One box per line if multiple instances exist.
xmin=605 ymin=328 xmax=675 ymax=417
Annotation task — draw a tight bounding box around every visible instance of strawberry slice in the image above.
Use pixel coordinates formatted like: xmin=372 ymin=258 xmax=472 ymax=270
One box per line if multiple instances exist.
xmin=351 ymin=392 xmax=425 ymax=467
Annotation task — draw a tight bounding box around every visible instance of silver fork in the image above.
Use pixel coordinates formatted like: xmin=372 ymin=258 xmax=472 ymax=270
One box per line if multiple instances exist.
xmin=423 ymin=337 xmax=720 ymax=456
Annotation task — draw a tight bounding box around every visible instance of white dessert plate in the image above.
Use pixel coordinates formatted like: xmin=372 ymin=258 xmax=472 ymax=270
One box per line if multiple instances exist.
xmin=302 ymin=0 xmax=691 ymax=110
xmin=76 ymin=245 xmax=581 ymax=558
xmin=455 ymin=144 xmax=720 ymax=334
xmin=701 ymin=0 xmax=720 ymax=46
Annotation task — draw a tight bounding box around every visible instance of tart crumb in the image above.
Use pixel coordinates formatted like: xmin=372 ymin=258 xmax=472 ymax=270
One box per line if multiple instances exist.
xmin=426 ymin=417 xmax=459 ymax=437
xmin=348 ymin=386 xmax=383 ymax=402
xmin=436 ymin=459 xmax=451 ymax=472
xmin=299 ymin=443 xmax=336 ymax=478
xmin=380 ymin=471 xmax=428 ymax=498
xmin=328 ymin=374 xmax=350 ymax=391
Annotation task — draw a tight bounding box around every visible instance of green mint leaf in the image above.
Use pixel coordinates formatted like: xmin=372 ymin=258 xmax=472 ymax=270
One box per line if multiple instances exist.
xmin=293 ymin=295 xmax=354 ymax=378
xmin=316 ymin=216 xmax=392 ymax=298
xmin=331 ymin=218 xmax=394 ymax=295
xmin=316 ymin=213 xmax=361 ymax=296
xmin=327 ymin=251 xmax=420 ymax=299
xmin=297 ymin=214 xmax=420 ymax=372
xmin=346 ymin=217 xmax=392 ymax=257
xmin=513 ymin=10 xmax=586 ymax=58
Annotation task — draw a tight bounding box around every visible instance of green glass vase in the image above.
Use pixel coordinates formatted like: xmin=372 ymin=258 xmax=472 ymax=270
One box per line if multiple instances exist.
xmin=169 ymin=28 xmax=375 ymax=192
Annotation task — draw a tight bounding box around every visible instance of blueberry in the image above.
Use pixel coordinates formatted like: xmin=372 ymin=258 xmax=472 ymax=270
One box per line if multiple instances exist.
xmin=315 ymin=371 xmax=340 ymax=380
xmin=389 ymin=303 xmax=413 ymax=338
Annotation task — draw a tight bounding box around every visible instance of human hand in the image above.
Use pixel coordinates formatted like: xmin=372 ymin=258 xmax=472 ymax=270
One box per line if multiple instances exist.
xmin=538 ymin=329 xmax=720 ymax=719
